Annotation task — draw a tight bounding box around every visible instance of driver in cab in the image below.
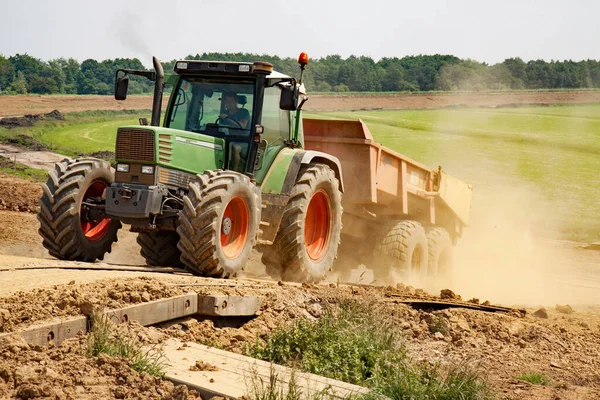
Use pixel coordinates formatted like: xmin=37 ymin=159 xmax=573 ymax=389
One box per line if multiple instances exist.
xmin=219 ymin=91 xmax=249 ymax=129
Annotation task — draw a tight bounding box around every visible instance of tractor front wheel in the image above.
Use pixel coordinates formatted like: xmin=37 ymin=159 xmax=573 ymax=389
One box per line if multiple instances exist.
xmin=177 ymin=170 xmax=260 ymax=277
xmin=37 ymin=158 xmax=121 ymax=261
xmin=262 ymin=164 xmax=342 ymax=283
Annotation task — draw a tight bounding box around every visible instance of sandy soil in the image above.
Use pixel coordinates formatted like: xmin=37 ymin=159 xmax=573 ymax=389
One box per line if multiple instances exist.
xmin=1 ymin=91 xmax=600 ymax=118
xmin=0 ymin=271 xmax=599 ymax=399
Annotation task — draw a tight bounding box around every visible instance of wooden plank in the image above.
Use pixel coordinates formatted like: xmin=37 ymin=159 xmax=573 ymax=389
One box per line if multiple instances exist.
xmin=0 ymin=316 xmax=88 ymax=347
xmin=388 ymin=298 xmax=526 ymax=315
xmin=162 ymin=339 xmax=368 ymax=399
xmin=0 ymin=263 xmax=185 ymax=274
xmin=197 ymin=295 xmax=261 ymax=316
xmin=104 ymin=293 xmax=198 ymax=326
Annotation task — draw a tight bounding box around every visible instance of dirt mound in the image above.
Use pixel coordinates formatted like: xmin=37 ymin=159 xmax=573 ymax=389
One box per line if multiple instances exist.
xmin=4 ymin=134 xmax=50 ymax=151
xmin=83 ymin=150 xmax=115 ymax=163
xmin=0 ymin=110 xmax=63 ymax=129
xmin=0 ymin=277 xmax=184 ymax=333
xmin=0 ymin=335 xmax=199 ymax=399
xmin=0 ymin=172 xmax=42 ymax=213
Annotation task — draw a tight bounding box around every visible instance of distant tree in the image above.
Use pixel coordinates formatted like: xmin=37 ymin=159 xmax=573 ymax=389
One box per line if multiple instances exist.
xmin=502 ymin=58 xmax=527 ymax=89
xmin=56 ymin=58 xmax=82 ymax=94
xmin=9 ymin=71 xmax=27 ymax=94
xmin=0 ymin=55 xmax=15 ymax=93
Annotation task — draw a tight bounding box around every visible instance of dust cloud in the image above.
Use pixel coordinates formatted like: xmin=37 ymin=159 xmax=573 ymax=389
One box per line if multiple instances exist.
xmin=445 ymin=183 xmax=600 ymax=308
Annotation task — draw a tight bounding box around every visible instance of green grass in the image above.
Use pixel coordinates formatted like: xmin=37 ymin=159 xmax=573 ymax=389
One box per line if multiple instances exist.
xmin=3 ymin=103 xmax=598 ymax=242
xmin=246 ymin=366 xmax=340 ymax=400
xmin=87 ymin=314 xmax=166 ymax=377
xmin=307 ymin=104 xmax=600 ymax=242
xmin=246 ymin=301 xmax=493 ymax=400
xmin=517 ymin=372 xmax=551 ymax=386
xmin=0 ymin=110 xmax=151 ymax=157
xmin=0 ymin=157 xmax=48 ymax=182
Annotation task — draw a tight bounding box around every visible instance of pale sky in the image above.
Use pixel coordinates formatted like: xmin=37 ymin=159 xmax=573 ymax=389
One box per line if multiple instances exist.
xmin=1 ymin=0 xmax=598 ymax=66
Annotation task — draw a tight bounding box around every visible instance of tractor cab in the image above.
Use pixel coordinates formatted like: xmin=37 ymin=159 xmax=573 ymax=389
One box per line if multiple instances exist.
xmin=114 ymin=57 xmax=306 ymax=179
xmin=164 ymin=60 xmax=301 ymax=176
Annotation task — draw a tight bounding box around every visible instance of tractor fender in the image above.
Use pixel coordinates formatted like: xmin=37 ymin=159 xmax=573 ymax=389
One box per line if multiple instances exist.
xmin=258 ymin=149 xmax=344 ymax=244
xmin=299 ymin=150 xmax=344 ymax=193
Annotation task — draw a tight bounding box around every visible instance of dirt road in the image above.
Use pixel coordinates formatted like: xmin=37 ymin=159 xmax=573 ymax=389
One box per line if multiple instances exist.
xmin=2 ymin=91 xmax=600 ymax=117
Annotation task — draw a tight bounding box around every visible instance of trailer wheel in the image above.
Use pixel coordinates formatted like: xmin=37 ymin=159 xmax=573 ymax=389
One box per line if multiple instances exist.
xmin=373 ymin=220 xmax=428 ymax=285
xmin=262 ymin=164 xmax=342 ymax=283
xmin=426 ymin=227 xmax=453 ymax=285
xmin=177 ymin=170 xmax=260 ymax=278
xmin=137 ymin=231 xmax=183 ymax=267
xmin=37 ymin=158 xmax=121 ymax=261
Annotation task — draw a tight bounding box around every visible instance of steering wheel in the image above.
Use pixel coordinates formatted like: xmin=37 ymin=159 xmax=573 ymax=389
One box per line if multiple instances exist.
xmin=216 ymin=116 xmax=242 ymax=129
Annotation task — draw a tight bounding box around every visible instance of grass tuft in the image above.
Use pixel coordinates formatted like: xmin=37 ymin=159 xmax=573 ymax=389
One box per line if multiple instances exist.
xmin=87 ymin=313 xmax=166 ymax=377
xmin=0 ymin=157 xmax=48 ymax=182
xmin=247 ymin=300 xmax=493 ymax=400
xmin=427 ymin=315 xmax=449 ymax=335
xmin=246 ymin=365 xmax=340 ymax=400
xmin=517 ymin=371 xmax=551 ymax=386
xmin=246 ymin=300 xmax=406 ymax=387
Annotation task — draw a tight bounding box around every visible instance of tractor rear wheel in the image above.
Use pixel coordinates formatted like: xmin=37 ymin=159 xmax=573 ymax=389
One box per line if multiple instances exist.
xmin=37 ymin=158 xmax=121 ymax=261
xmin=177 ymin=170 xmax=260 ymax=278
xmin=262 ymin=164 xmax=342 ymax=283
xmin=137 ymin=231 xmax=183 ymax=267
xmin=426 ymin=227 xmax=453 ymax=286
xmin=372 ymin=220 xmax=428 ymax=285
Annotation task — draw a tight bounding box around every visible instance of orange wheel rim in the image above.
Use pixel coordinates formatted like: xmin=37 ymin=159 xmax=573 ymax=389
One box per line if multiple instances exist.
xmin=80 ymin=180 xmax=111 ymax=242
xmin=304 ymin=189 xmax=332 ymax=261
xmin=221 ymin=196 xmax=249 ymax=259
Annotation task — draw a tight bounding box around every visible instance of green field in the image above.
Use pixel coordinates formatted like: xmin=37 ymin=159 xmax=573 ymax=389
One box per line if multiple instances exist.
xmin=0 ymin=110 xmax=150 ymax=157
xmin=308 ymin=105 xmax=600 ymax=242
xmin=1 ymin=105 xmax=598 ymax=242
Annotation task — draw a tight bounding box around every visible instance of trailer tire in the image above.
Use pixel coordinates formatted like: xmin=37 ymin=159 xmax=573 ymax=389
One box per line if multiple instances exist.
xmin=262 ymin=164 xmax=342 ymax=283
xmin=37 ymin=158 xmax=121 ymax=261
xmin=373 ymin=220 xmax=428 ymax=285
xmin=137 ymin=231 xmax=183 ymax=267
xmin=426 ymin=227 xmax=453 ymax=284
xmin=177 ymin=170 xmax=260 ymax=278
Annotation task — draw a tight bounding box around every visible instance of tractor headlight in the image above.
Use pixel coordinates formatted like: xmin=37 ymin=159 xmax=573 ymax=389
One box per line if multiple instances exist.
xmin=141 ymin=166 xmax=154 ymax=174
xmin=116 ymin=164 xmax=129 ymax=172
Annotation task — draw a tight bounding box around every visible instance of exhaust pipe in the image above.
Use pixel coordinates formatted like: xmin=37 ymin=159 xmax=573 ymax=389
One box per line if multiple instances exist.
xmin=151 ymin=56 xmax=164 ymax=127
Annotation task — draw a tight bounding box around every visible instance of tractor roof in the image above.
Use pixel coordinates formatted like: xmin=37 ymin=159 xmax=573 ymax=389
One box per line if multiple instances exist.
xmin=173 ymin=60 xmax=291 ymax=81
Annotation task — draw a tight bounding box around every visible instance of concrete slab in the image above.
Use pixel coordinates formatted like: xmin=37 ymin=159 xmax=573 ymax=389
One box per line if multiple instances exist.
xmin=162 ymin=338 xmax=369 ymax=399
xmin=105 ymin=293 xmax=198 ymax=326
xmin=0 ymin=316 xmax=88 ymax=346
xmin=197 ymin=295 xmax=262 ymax=316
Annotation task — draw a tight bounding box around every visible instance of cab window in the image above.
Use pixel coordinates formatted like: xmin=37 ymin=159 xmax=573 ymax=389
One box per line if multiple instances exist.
xmin=167 ymin=78 xmax=254 ymax=137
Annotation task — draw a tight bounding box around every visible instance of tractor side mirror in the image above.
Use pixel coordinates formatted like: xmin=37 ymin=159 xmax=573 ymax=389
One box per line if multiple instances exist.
xmin=279 ymin=86 xmax=298 ymax=111
xmin=115 ymin=76 xmax=129 ymax=101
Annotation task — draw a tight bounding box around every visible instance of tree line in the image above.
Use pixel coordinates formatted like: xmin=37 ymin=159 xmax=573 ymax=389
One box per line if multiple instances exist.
xmin=2 ymin=52 xmax=600 ymax=95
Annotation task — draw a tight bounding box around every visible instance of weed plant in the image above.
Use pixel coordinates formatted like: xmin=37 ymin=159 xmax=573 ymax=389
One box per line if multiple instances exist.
xmin=87 ymin=314 xmax=166 ymax=377
xmin=517 ymin=372 xmax=550 ymax=386
xmin=246 ymin=300 xmax=493 ymax=400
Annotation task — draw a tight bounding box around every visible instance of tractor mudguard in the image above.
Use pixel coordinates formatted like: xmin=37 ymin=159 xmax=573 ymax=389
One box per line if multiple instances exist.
xmin=258 ymin=149 xmax=343 ymax=244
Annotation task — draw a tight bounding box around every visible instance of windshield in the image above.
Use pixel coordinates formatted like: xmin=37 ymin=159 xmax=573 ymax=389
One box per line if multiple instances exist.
xmin=167 ymin=78 xmax=255 ymax=136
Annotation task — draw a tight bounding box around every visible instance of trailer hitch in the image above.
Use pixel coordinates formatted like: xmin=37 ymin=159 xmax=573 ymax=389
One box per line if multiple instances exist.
xmin=117 ymin=188 xmax=137 ymax=200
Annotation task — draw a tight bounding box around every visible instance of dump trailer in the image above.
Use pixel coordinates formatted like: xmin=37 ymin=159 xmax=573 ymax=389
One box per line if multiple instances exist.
xmin=304 ymin=118 xmax=473 ymax=283
xmin=37 ymin=53 xmax=472 ymax=285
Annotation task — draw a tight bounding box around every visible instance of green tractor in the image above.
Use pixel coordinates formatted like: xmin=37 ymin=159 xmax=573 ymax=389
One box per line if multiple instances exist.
xmin=37 ymin=54 xmax=344 ymax=282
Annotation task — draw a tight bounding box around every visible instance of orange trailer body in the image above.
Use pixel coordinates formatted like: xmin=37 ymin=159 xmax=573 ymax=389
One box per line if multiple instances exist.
xmin=303 ymin=118 xmax=472 ymax=240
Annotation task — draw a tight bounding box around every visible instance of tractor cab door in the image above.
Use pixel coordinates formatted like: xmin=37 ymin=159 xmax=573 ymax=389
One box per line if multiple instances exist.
xmin=253 ymin=85 xmax=291 ymax=184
